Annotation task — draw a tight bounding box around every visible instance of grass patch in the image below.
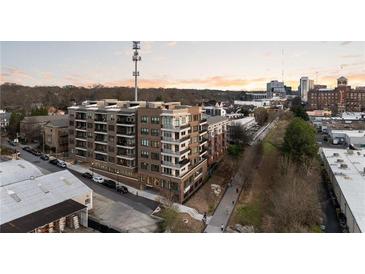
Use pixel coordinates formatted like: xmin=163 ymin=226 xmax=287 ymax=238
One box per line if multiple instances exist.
xmin=262 ymin=141 xmax=276 ymax=155
xmin=228 ymin=144 xmax=242 ymax=157
xmin=236 ymin=201 xmax=262 ymax=228
xmin=309 ymin=225 xmax=323 ymax=233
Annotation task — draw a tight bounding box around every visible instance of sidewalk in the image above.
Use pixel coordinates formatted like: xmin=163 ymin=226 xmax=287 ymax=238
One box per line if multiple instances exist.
xmin=66 ymin=161 xmax=208 ymax=222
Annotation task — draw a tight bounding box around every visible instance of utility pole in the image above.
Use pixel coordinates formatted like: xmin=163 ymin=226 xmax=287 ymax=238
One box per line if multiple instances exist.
xmin=132 ymin=41 xmax=142 ymax=101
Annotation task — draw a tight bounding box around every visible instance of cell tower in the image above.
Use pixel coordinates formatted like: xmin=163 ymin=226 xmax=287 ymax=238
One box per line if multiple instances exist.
xmin=132 ymin=41 xmax=142 ymax=101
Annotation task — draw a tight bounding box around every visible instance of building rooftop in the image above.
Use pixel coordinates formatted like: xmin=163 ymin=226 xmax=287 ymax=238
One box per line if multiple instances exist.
xmin=0 ymin=161 xmax=92 ymax=225
xmin=0 ymin=159 xmax=44 ymax=187
xmin=207 ymin=116 xmax=228 ymax=125
xmin=44 ymin=116 xmax=69 ymax=128
xmin=21 ymin=115 xmax=67 ymax=124
xmin=321 ymin=148 xmax=365 ymax=232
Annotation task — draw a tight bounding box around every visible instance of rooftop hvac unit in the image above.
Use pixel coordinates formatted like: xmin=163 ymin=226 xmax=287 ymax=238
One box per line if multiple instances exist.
xmin=337 ymin=159 xmax=344 ymax=163
xmin=333 ymin=153 xmax=339 ymax=156
xmin=347 ymin=149 xmax=354 ymax=155
xmin=340 ymin=163 xmax=348 ymax=169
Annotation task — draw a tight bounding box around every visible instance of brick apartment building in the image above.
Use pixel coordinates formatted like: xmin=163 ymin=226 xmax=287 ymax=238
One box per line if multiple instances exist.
xmin=308 ymin=77 xmax=365 ymax=113
xmin=206 ymin=116 xmax=229 ymax=166
xmin=68 ymin=100 xmax=209 ymax=203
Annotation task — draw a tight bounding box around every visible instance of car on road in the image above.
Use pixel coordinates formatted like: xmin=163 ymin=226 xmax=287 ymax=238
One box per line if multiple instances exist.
xmin=103 ymin=179 xmax=116 ymax=189
xmin=49 ymin=158 xmax=59 ymax=165
xmin=82 ymin=172 xmax=93 ymax=179
xmin=117 ymin=185 xmax=129 ymax=194
xmin=40 ymin=154 xmax=49 ymax=160
xmin=8 ymin=140 xmax=16 ymax=146
xmin=22 ymin=146 xmax=31 ymax=151
xmin=29 ymin=149 xmax=41 ymax=156
xmin=92 ymin=175 xmax=104 ymax=184
xmin=57 ymin=160 xmax=67 ymax=168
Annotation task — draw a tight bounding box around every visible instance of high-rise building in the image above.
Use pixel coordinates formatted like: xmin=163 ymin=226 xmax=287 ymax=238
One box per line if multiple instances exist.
xmin=299 ymin=77 xmax=314 ymax=102
xmin=68 ymin=99 xmax=209 ymax=203
xmin=266 ymin=80 xmax=286 ymax=97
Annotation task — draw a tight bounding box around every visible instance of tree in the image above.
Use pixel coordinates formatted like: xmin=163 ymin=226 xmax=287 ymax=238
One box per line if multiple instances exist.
xmin=8 ymin=112 xmax=24 ymax=138
xmin=155 ymin=95 xmax=163 ymax=101
xmin=282 ymin=118 xmax=317 ymax=164
xmin=160 ymin=206 xmax=179 ymax=232
xmin=291 ymin=105 xmax=309 ymax=121
xmin=254 ymin=107 xmax=268 ymax=126
xmin=31 ymin=107 xmax=48 ymax=116
xmin=230 ymin=124 xmax=251 ymax=146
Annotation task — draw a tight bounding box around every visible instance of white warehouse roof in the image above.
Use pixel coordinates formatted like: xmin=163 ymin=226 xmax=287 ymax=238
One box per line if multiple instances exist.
xmin=321 ymin=148 xmax=365 ymax=232
xmin=0 ymin=160 xmax=44 ymax=187
xmin=0 ymin=161 xmax=92 ymax=225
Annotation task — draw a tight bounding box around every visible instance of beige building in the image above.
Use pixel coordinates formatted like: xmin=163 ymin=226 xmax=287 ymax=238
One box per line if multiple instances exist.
xmin=68 ymin=100 xmax=209 ymax=203
xmin=20 ymin=115 xmax=68 ymax=143
xmin=206 ymin=116 xmax=229 ymax=166
xmin=43 ymin=118 xmax=69 ymax=154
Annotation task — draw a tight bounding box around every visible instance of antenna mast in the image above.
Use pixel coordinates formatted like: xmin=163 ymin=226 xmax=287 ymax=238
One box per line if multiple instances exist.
xmin=132 ymin=41 xmax=142 ymax=101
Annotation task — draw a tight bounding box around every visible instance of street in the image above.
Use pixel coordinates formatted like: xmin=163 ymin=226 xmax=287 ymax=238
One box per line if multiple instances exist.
xmin=2 ymin=141 xmax=158 ymax=215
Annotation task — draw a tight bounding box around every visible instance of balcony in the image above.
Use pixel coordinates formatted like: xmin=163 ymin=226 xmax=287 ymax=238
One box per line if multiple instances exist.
xmin=161 ymin=158 xmax=190 ymax=168
xmin=75 ymin=113 xmax=86 ymax=120
xmin=116 ymin=118 xmax=135 ymax=125
xmin=116 ymin=158 xmax=135 ymax=168
xmin=200 ymin=118 xmax=207 ymax=124
xmin=94 ymin=126 xmax=107 ymax=133
xmin=161 ymin=135 xmax=190 ymax=143
xmin=75 ymin=132 xmax=87 ymax=139
xmin=162 ymin=123 xmax=190 ymax=131
xmin=94 ymin=114 xmax=107 ymax=123
xmin=162 ymin=147 xmax=190 ymax=156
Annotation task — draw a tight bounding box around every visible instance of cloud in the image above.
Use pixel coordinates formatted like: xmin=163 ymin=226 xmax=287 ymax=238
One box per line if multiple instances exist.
xmin=340 ymin=41 xmax=352 ymax=46
xmin=0 ymin=67 xmax=33 ymax=83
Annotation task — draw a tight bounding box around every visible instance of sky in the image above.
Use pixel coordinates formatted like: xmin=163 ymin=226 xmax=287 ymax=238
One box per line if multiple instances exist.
xmin=1 ymin=41 xmax=364 ymax=91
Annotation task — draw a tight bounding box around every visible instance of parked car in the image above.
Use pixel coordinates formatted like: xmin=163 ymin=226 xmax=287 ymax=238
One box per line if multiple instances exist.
xmin=49 ymin=159 xmax=59 ymax=165
xmin=103 ymin=179 xmax=116 ymax=189
xmin=117 ymin=185 xmax=129 ymax=194
xmin=8 ymin=140 xmax=16 ymax=146
xmin=92 ymin=175 xmax=104 ymax=184
xmin=82 ymin=172 xmax=93 ymax=179
xmin=29 ymin=149 xmax=41 ymax=156
xmin=22 ymin=146 xmax=31 ymax=151
xmin=57 ymin=160 xmax=67 ymax=168
xmin=40 ymin=154 xmax=49 ymax=160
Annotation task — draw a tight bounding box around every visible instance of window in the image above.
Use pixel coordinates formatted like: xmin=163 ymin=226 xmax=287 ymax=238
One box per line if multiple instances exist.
xmin=108 ymin=125 xmax=115 ymax=131
xmin=88 ymin=142 xmax=93 ymax=149
xmin=192 ymin=136 xmax=198 ymax=143
xmin=151 ymin=164 xmax=159 ymax=172
xmin=164 ymin=143 xmax=172 ymax=150
xmin=193 ymin=126 xmax=199 ymax=132
xmin=192 ymin=147 xmax=198 ymax=153
xmin=87 ymin=123 xmax=93 ymax=128
xmin=69 ymin=129 xmax=74 ymax=135
xmin=109 ymin=114 xmax=114 ymax=121
xmin=87 ymin=132 xmax=93 ymax=138
xmin=141 ymin=128 xmax=149 ymax=135
xmin=141 ymin=116 xmax=148 ymax=123
xmin=141 ymin=151 xmax=149 ymax=158
xmin=141 ymin=139 xmax=149 ymax=146
xmin=151 ymin=140 xmax=160 ymax=148
xmin=164 ymin=155 xmax=172 ymax=162
xmin=163 ymin=131 xmax=172 ymax=138
xmin=141 ymin=162 xmax=148 ymax=170
xmin=108 ymin=136 xmax=115 ymax=142
xmin=108 ymin=156 xmax=115 ymax=162
xmin=108 ymin=146 xmax=115 ymax=153
xmin=69 ymin=121 xmax=74 ymax=126
xmin=151 ymin=129 xmax=159 ymax=136
xmin=151 ymin=152 xmax=160 ymax=160
xmin=193 ymin=114 xmax=199 ymax=121
xmin=151 ymin=116 xmax=160 ymax=124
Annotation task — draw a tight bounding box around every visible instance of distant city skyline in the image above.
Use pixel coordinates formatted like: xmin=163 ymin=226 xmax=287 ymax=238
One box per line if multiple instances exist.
xmin=1 ymin=41 xmax=364 ymax=90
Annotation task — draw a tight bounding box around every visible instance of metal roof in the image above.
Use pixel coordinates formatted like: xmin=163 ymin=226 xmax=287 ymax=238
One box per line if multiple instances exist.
xmin=0 ymin=199 xmax=86 ymax=233
xmin=0 ymin=168 xmax=92 ymax=225
xmin=321 ymin=148 xmax=365 ymax=232
xmin=0 ymin=159 xmax=44 ymax=187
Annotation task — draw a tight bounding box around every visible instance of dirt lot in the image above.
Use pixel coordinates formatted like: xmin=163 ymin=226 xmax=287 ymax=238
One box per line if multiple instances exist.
xmin=185 ymin=154 xmax=240 ymax=215
xmin=155 ymin=208 xmax=204 ymax=233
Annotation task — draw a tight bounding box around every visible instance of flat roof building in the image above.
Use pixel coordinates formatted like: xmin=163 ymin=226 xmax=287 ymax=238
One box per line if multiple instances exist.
xmin=320 ymin=148 xmax=365 ymax=232
xmin=0 ymin=159 xmax=92 ymax=233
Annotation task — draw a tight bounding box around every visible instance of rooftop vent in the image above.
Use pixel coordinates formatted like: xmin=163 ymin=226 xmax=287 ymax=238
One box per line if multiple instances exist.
xmin=333 ymin=153 xmax=339 ymax=156
xmin=7 ymin=190 xmax=21 ymax=202
xmin=38 ymin=183 xmax=49 ymax=194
